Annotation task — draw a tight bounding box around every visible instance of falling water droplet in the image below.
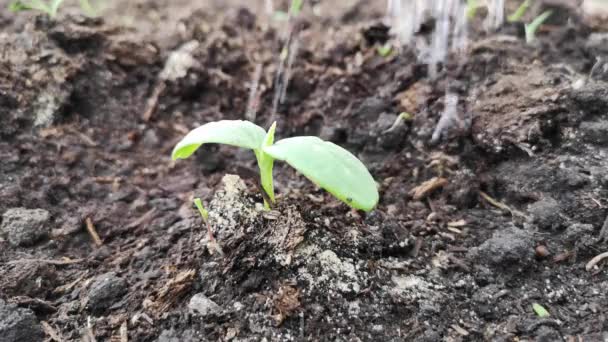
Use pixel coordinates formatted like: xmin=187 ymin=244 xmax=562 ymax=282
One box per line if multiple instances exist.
xmin=246 ymin=63 xmax=263 ymax=121
xmin=485 ymin=0 xmax=504 ymax=31
xmin=431 ymin=92 xmax=459 ymax=143
xmin=452 ymin=1 xmax=469 ymax=57
xmin=280 ymin=37 xmax=300 ymax=104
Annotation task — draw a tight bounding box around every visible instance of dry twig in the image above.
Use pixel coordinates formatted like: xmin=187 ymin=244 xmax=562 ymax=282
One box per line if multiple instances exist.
xmin=42 ymin=321 xmax=64 ymax=342
xmin=478 ymin=191 xmax=528 ymax=219
xmin=585 ymin=251 xmax=608 ymax=271
xmin=120 ymin=321 xmax=128 ymax=342
xmin=409 ymin=177 xmax=448 ymax=200
xmin=85 ymin=217 xmax=103 ymax=247
xmin=6 ymin=258 xmax=83 ymax=266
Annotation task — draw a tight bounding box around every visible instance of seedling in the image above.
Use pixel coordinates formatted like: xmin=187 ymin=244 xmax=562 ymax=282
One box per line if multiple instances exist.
xmin=194 ymin=198 xmax=224 ymax=256
xmin=273 ymin=0 xmax=303 ymax=22
xmin=377 ymin=43 xmax=393 ymax=57
xmin=9 ymin=0 xmax=99 ymax=18
xmin=525 ymin=10 xmax=552 ymax=44
xmin=289 ymin=0 xmax=303 ymax=16
xmin=172 ymin=120 xmax=379 ymax=212
xmin=466 ymin=0 xmax=480 ymax=19
xmin=532 ymin=303 xmax=550 ymax=317
xmin=193 ymin=198 xmax=209 ymax=222
xmin=9 ymin=0 xmax=65 ymax=18
xmin=507 ymin=0 xmax=531 ymax=22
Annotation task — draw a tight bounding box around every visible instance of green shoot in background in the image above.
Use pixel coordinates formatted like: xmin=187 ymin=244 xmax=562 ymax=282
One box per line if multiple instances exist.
xmin=532 ymin=303 xmax=550 ymax=317
xmin=466 ymin=0 xmax=480 ymax=19
xmin=172 ymin=120 xmax=379 ymax=212
xmin=289 ymin=0 xmax=303 ymax=16
xmin=525 ymin=10 xmax=553 ymax=44
xmin=193 ymin=198 xmax=209 ymax=222
xmin=508 ymin=0 xmax=531 ymax=22
xmin=9 ymin=0 xmax=65 ymax=18
xmin=9 ymin=0 xmax=99 ymax=18
xmin=377 ymin=43 xmax=393 ymax=57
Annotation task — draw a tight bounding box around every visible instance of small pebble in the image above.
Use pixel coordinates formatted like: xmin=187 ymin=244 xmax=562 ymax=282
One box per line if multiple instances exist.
xmin=535 ymin=245 xmax=550 ymax=259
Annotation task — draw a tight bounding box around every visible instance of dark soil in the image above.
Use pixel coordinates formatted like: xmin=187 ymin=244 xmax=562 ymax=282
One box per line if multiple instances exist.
xmin=1 ymin=1 xmax=607 ymax=341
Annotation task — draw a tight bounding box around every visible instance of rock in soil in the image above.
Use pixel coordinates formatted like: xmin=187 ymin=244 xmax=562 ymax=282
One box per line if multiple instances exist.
xmin=578 ymin=120 xmax=608 ymax=145
xmin=156 ymin=329 xmax=204 ymax=342
xmin=527 ymin=197 xmax=563 ymax=230
xmin=0 ymin=263 xmax=57 ymax=298
xmin=86 ymin=272 xmax=127 ymax=313
xmin=468 ymin=225 xmax=535 ymax=268
xmin=188 ymin=293 xmax=222 ymax=316
xmin=0 ymin=208 xmax=50 ymax=247
xmin=0 ymin=299 xmax=43 ymax=342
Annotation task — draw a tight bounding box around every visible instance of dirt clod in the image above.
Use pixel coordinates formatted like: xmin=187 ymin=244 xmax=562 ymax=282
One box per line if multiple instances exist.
xmin=86 ymin=272 xmax=127 ymax=313
xmin=0 ymin=299 xmax=43 ymax=342
xmin=188 ymin=293 xmax=222 ymax=316
xmin=1 ymin=1 xmax=608 ymax=340
xmin=469 ymin=225 xmax=535 ymax=268
xmin=1 ymin=208 xmax=50 ymax=247
xmin=527 ymin=197 xmax=563 ymax=230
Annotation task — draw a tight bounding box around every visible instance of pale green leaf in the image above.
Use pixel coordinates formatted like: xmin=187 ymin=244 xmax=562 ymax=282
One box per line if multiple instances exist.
xmin=532 ymin=303 xmax=550 ymax=317
xmin=9 ymin=0 xmax=50 ymax=13
xmin=377 ymin=43 xmax=392 ymax=57
xmin=289 ymin=0 xmax=303 ymax=15
xmin=172 ymin=120 xmax=267 ymax=160
xmin=193 ymin=198 xmax=208 ymax=222
xmin=525 ymin=10 xmax=553 ymax=44
xmin=78 ymin=0 xmax=99 ymax=17
xmin=508 ymin=0 xmax=531 ymax=22
xmin=264 ymin=136 xmax=379 ymax=212
xmin=466 ymin=0 xmax=479 ymax=19
xmin=49 ymin=0 xmax=64 ymax=17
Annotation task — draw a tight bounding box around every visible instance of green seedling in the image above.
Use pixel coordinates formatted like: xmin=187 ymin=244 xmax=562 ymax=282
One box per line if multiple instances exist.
xmin=273 ymin=11 xmax=289 ymax=21
xmin=466 ymin=0 xmax=480 ymax=19
xmin=172 ymin=120 xmax=379 ymax=212
xmin=508 ymin=0 xmax=531 ymax=22
xmin=377 ymin=43 xmax=393 ymax=57
xmin=78 ymin=0 xmax=99 ymax=17
xmin=9 ymin=0 xmax=65 ymax=18
xmin=532 ymin=303 xmax=550 ymax=317
xmin=194 ymin=197 xmax=224 ymax=256
xmin=525 ymin=10 xmax=552 ymax=44
xmin=289 ymin=0 xmax=303 ymax=16
xmin=9 ymin=0 xmax=99 ymax=18
xmin=193 ymin=198 xmax=209 ymax=222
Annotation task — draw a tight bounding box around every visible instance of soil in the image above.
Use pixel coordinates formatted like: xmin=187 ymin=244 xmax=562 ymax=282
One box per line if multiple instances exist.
xmin=1 ymin=0 xmax=607 ymax=341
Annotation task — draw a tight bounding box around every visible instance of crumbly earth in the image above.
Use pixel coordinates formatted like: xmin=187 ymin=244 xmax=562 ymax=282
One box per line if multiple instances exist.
xmin=0 ymin=0 xmax=607 ymax=341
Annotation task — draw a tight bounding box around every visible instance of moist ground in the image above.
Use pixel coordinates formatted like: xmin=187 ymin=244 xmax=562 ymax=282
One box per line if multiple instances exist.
xmin=0 ymin=1 xmax=607 ymax=341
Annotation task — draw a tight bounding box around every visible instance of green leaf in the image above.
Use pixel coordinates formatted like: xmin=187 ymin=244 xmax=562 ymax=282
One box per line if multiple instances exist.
xmin=508 ymin=0 xmax=531 ymax=22
xmin=289 ymin=0 xmax=303 ymax=16
xmin=172 ymin=120 xmax=267 ymax=160
xmin=78 ymin=0 xmax=98 ymax=17
xmin=532 ymin=303 xmax=550 ymax=317
xmin=193 ymin=198 xmax=208 ymax=222
xmin=264 ymin=136 xmax=379 ymax=212
xmin=49 ymin=0 xmax=64 ymax=17
xmin=272 ymin=10 xmax=289 ymax=21
xmin=466 ymin=0 xmax=479 ymax=19
xmin=9 ymin=0 xmax=50 ymax=13
xmin=525 ymin=10 xmax=553 ymax=44
xmin=399 ymin=112 xmax=413 ymax=121
xmin=377 ymin=43 xmax=392 ymax=57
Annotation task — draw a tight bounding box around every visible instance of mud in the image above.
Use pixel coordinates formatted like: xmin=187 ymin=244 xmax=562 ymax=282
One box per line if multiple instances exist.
xmin=0 ymin=0 xmax=607 ymax=341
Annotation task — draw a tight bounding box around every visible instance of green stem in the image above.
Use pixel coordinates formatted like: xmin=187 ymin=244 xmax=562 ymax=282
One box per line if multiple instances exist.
xmin=256 ymin=122 xmax=277 ymax=209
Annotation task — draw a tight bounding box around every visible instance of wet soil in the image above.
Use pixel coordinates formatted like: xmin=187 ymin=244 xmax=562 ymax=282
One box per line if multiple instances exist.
xmin=1 ymin=0 xmax=607 ymax=341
